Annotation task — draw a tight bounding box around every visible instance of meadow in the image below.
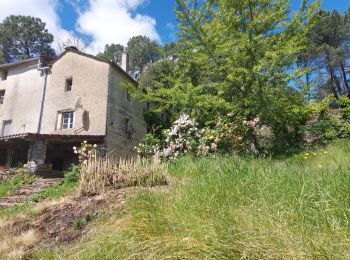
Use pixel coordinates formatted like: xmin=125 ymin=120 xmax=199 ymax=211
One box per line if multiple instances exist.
xmin=36 ymin=140 xmax=350 ymax=259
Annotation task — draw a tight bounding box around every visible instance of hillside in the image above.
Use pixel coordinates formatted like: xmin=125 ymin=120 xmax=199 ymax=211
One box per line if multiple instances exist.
xmin=0 ymin=140 xmax=350 ymax=259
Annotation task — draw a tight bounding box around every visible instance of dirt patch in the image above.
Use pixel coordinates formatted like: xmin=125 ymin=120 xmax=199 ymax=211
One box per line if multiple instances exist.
xmin=0 ymin=190 xmax=128 ymax=258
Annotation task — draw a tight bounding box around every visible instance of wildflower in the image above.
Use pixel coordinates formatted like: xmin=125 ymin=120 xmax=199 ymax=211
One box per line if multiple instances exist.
xmin=324 ymin=151 xmax=328 ymax=154
xmin=313 ymin=153 xmax=317 ymax=156
xmin=303 ymin=156 xmax=308 ymax=160
xmin=73 ymin=146 xmax=77 ymax=150
xmin=83 ymin=140 xmax=87 ymax=144
xmin=93 ymin=144 xmax=97 ymax=148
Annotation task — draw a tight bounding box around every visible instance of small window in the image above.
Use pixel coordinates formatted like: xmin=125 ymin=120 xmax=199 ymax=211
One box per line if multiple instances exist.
xmin=65 ymin=78 xmax=73 ymax=92
xmin=127 ymin=91 xmax=131 ymax=102
xmin=1 ymin=71 xmax=8 ymax=81
xmin=62 ymin=112 xmax=74 ymax=129
xmin=0 ymin=90 xmax=5 ymax=104
xmin=2 ymin=120 xmax=11 ymax=136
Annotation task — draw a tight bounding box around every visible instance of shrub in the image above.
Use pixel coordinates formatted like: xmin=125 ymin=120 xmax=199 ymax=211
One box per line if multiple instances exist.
xmin=304 ymin=96 xmax=350 ymax=144
xmin=73 ymin=218 xmax=86 ymax=230
xmin=135 ymin=134 xmax=161 ymax=158
xmin=158 ymin=113 xmax=201 ymax=161
xmin=64 ymin=164 xmax=80 ymax=185
xmin=198 ymin=115 xmax=249 ymax=155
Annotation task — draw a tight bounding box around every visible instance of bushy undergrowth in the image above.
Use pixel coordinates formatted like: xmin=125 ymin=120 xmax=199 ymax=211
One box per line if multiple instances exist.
xmin=305 ymin=96 xmax=350 ymax=144
xmin=41 ymin=140 xmax=350 ymax=259
xmin=79 ymin=156 xmax=168 ymax=196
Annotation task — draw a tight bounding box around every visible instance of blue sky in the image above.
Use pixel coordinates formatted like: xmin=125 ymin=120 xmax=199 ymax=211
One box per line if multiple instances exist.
xmin=0 ymin=0 xmax=349 ymax=54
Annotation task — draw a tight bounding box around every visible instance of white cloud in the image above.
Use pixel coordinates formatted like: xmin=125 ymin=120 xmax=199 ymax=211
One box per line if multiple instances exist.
xmin=75 ymin=0 xmax=160 ymax=54
xmin=0 ymin=0 xmax=71 ymax=51
xmin=0 ymin=0 xmax=161 ymax=55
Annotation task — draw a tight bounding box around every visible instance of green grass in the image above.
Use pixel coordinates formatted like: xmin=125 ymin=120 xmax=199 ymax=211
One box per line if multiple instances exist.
xmin=0 ymin=174 xmax=35 ymax=199
xmin=0 ymin=179 xmax=77 ymax=219
xmin=35 ymin=140 xmax=350 ymax=259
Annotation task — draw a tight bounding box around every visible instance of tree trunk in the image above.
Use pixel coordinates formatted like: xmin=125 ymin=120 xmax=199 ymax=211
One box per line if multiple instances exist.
xmin=340 ymin=62 xmax=350 ymax=98
xmin=329 ymin=64 xmax=340 ymax=99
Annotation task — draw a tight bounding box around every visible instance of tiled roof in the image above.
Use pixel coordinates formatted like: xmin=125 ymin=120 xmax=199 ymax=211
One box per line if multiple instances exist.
xmin=0 ymin=133 xmax=105 ymax=142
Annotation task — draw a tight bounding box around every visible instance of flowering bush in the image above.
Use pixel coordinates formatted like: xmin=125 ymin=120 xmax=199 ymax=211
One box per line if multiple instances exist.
xmin=198 ymin=115 xmax=249 ymax=155
xmin=159 ymin=113 xmax=201 ymax=161
xmin=73 ymin=141 xmax=98 ymax=165
xmin=135 ymin=134 xmax=161 ymax=158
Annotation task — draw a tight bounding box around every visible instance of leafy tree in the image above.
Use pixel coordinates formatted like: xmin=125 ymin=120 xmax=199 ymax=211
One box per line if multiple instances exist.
xmin=161 ymin=42 xmax=182 ymax=60
xmin=97 ymin=43 xmax=125 ymax=64
xmin=0 ymin=15 xmax=55 ymax=62
xmin=127 ymin=35 xmax=161 ymax=78
xmin=129 ymin=0 xmax=320 ymax=150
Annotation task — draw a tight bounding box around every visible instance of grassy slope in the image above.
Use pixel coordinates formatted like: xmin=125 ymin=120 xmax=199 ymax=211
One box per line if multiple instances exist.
xmin=0 ymin=180 xmax=77 ymax=219
xmin=0 ymin=174 xmax=35 ymax=199
xmin=40 ymin=140 xmax=350 ymax=259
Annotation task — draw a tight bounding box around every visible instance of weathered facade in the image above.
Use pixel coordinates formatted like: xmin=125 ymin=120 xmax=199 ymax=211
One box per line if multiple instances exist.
xmin=0 ymin=48 xmax=146 ymax=173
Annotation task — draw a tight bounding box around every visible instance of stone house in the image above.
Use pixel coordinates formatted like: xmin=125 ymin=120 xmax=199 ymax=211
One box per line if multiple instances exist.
xmin=0 ymin=47 xmax=146 ymax=173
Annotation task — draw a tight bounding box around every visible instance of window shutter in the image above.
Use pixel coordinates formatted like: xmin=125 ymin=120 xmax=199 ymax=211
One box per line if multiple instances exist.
xmin=56 ymin=113 xmax=62 ymax=130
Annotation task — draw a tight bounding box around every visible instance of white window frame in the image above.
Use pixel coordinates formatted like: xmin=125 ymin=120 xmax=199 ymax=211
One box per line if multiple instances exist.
xmin=62 ymin=112 xmax=74 ymax=129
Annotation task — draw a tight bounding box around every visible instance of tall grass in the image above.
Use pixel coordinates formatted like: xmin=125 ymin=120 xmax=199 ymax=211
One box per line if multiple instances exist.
xmin=37 ymin=140 xmax=350 ymax=259
xmin=79 ymin=156 xmax=168 ymax=195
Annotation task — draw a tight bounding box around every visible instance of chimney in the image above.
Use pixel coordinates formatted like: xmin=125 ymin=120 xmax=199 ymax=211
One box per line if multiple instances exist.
xmin=121 ymin=51 xmax=129 ymax=72
xmin=64 ymin=46 xmax=79 ymax=52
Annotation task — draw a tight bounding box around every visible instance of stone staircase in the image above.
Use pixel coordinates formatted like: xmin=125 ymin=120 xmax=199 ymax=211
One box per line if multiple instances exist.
xmin=0 ymin=178 xmax=63 ymax=209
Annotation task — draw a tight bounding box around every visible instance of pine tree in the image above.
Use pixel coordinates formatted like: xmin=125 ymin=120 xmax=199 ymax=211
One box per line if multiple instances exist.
xmin=0 ymin=15 xmax=55 ymax=62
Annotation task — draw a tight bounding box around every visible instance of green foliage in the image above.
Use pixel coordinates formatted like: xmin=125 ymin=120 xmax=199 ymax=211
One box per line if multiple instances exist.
xmin=0 ymin=47 xmax=5 ymax=64
xmin=73 ymin=218 xmax=86 ymax=230
xmin=64 ymin=164 xmax=80 ymax=185
xmin=143 ymin=110 xmax=170 ymax=136
xmin=127 ymin=35 xmax=161 ymax=77
xmin=0 ymin=15 xmax=55 ymax=62
xmin=128 ymin=0 xmax=320 ymax=150
xmin=305 ymin=96 xmax=350 ymax=143
xmin=97 ymin=43 xmax=125 ymax=64
xmin=199 ymin=115 xmax=250 ymax=155
xmin=135 ymin=134 xmax=161 ymax=158
xmin=0 ymin=173 xmax=35 ymax=199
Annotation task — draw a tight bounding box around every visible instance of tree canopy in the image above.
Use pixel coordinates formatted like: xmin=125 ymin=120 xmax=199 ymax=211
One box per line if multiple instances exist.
xmin=97 ymin=43 xmax=125 ymax=64
xmin=128 ymin=0 xmax=320 ymax=146
xmin=0 ymin=15 xmax=55 ymax=62
xmin=127 ymin=35 xmax=161 ymax=78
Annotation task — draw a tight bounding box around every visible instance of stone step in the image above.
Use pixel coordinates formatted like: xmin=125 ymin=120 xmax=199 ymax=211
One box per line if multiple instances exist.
xmin=0 ymin=178 xmax=63 ymax=209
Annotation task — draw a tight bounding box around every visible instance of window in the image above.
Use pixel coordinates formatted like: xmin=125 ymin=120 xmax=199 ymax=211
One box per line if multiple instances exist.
xmin=2 ymin=120 xmax=11 ymax=136
xmin=65 ymin=77 xmax=73 ymax=92
xmin=62 ymin=112 xmax=74 ymax=129
xmin=1 ymin=71 xmax=8 ymax=81
xmin=0 ymin=90 xmax=5 ymax=104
